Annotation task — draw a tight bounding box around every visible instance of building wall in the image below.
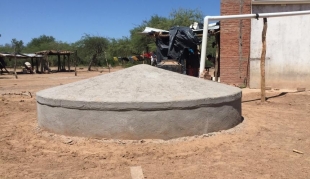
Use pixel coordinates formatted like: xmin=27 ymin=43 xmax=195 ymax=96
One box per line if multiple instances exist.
xmin=250 ymin=4 xmax=310 ymax=89
xmin=220 ymin=0 xmax=251 ymax=86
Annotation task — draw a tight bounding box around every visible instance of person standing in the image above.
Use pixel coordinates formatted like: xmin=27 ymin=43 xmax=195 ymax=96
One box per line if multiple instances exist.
xmin=151 ymin=52 xmax=157 ymax=66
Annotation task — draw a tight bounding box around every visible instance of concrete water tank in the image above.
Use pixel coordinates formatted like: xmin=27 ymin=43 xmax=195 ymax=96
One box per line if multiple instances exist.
xmin=36 ymin=64 xmax=242 ymax=140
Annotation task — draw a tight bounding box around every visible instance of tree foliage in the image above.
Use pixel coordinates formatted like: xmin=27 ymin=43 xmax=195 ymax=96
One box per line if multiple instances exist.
xmin=169 ymin=8 xmax=203 ymax=27
xmin=11 ymin=38 xmax=24 ymax=53
xmin=27 ymin=35 xmax=55 ymax=48
xmin=108 ymin=37 xmax=132 ymax=57
xmin=74 ymin=34 xmax=110 ymax=70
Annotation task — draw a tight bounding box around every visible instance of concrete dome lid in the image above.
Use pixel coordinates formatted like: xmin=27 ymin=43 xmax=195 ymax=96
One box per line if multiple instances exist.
xmin=36 ymin=64 xmax=241 ymax=111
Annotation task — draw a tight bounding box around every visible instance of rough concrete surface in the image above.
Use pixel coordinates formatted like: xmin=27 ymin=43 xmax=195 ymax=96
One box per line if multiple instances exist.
xmin=36 ymin=64 xmax=242 ymax=139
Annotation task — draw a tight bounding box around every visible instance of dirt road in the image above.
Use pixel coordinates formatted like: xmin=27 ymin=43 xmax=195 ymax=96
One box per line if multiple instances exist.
xmin=1 ymin=68 xmax=309 ymax=178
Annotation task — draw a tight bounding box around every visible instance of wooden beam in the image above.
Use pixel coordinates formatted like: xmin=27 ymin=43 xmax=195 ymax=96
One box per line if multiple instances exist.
xmin=261 ymin=18 xmax=268 ymax=102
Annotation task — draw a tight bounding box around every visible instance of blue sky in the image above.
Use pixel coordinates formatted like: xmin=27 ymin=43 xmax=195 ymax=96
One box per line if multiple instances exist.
xmin=0 ymin=0 xmax=220 ymax=45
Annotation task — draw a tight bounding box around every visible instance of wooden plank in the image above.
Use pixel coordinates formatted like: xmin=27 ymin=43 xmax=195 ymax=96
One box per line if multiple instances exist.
xmin=130 ymin=166 xmax=144 ymax=179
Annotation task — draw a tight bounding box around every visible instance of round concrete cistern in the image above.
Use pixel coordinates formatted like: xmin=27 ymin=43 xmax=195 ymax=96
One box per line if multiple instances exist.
xmin=36 ymin=64 xmax=242 ymax=140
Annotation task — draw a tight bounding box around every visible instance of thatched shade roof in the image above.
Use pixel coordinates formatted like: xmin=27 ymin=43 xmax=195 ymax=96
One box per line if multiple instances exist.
xmin=35 ymin=50 xmax=74 ymax=55
xmin=0 ymin=53 xmax=42 ymax=58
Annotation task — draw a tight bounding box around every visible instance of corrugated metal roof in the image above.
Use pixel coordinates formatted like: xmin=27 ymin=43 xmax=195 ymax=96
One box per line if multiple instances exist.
xmin=140 ymin=27 xmax=169 ymax=34
xmin=141 ymin=23 xmax=219 ymax=35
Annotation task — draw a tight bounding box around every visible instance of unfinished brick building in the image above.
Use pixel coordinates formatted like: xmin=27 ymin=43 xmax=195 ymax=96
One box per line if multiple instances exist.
xmin=220 ymin=0 xmax=310 ymax=89
xmin=220 ymin=0 xmax=251 ymax=86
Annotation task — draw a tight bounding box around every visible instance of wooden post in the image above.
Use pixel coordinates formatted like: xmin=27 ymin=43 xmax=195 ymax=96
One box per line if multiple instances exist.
xmin=36 ymin=58 xmax=39 ymax=73
xmin=61 ymin=55 xmax=66 ymax=71
xmin=142 ymin=51 xmax=145 ymax=64
xmin=31 ymin=57 xmax=34 ymax=70
xmin=13 ymin=47 xmax=18 ymax=79
xmin=261 ymin=18 xmax=268 ymax=102
xmin=40 ymin=55 xmax=44 ymax=73
xmin=46 ymin=54 xmax=49 ymax=72
xmin=74 ymin=50 xmax=77 ymax=76
xmin=58 ymin=54 xmax=60 ymax=71
xmin=104 ymin=52 xmax=110 ymax=73
xmin=68 ymin=54 xmax=71 ymax=71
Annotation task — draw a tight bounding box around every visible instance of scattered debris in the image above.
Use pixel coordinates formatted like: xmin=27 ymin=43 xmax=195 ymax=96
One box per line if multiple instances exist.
xmin=2 ymin=91 xmax=33 ymax=98
xmin=293 ymin=149 xmax=304 ymax=154
xmin=63 ymin=138 xmax=73 ymax=145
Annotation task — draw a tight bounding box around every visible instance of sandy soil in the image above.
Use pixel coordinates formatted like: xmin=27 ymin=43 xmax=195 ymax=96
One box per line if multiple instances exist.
xmin=0 ymin=67 xmax=310 ymax=179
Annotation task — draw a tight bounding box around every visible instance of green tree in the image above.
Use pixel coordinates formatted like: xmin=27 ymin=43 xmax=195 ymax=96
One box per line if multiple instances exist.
xmin=27 ymin=35 xmax=55 ymax=48
xmin=25 ymin=35 xmax=59 ymax=53
xmin=108 ymin=37 xmax=132 ymax=58
xmin=0 ymin=43 xmax=13 ymax=53
xmin=75 ymin=34 xmax=109 ymax=71
xmin=169 ymin=8 xmax=203 ymax=27
xmin=11 ymin=38 xmax=24 ymax=53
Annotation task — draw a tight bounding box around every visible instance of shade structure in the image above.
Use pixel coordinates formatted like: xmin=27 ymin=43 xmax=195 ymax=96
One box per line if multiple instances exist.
xmin=36 ymin=64 xmax=242 ymax=140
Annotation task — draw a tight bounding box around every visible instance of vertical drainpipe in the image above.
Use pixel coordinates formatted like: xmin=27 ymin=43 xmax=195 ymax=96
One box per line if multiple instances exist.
xmin=199 ymin=16 xmax=209 ymax=77
xmin=239 ymin=0 xmax=244 ymax=80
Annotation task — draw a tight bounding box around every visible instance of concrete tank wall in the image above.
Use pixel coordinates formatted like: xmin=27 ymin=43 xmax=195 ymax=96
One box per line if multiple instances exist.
xmin=250 ymin=4 xmax=310 ymax=89
xmin=37 ymin=98 xmax=242 ymax=140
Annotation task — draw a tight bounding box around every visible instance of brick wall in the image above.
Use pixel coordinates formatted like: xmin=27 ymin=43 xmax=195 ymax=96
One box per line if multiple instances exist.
xmin=220 ymin=0 xmax=251 ymax=86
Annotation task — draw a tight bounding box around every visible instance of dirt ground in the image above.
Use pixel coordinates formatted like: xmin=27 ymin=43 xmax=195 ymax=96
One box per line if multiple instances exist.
xmin=0 ymin=67 xmax=310 ymax=179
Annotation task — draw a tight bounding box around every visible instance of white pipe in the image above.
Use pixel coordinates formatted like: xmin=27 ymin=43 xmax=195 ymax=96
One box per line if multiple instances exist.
xmin=199 ymin=10 xmax=310 ymax=78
